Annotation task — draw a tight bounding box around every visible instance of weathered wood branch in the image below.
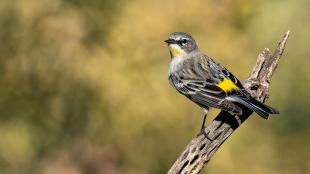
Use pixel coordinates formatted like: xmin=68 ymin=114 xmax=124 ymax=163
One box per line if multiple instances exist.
xmin=168 ymin=31 xmax=290 ymax=174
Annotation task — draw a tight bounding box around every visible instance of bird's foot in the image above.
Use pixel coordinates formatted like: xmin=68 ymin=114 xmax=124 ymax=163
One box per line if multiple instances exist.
xmin=197 ymin=114 xmax=208 ymax=137
xmin=197 ymin=126 xmax=208 ymax=138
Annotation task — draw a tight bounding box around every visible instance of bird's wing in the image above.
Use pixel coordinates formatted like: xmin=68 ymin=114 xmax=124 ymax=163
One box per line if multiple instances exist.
xmin=206 ymin=56 xmax=244 ymax=90
xmin=169 ymin=73 xmax=226 ymax=108
xmin=169 ymin=55 xmax=247 ymax=109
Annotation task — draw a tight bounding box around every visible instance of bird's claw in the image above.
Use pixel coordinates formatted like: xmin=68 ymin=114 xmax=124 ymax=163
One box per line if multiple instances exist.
xmin=197 ymin=126 xmax=208 ymax=138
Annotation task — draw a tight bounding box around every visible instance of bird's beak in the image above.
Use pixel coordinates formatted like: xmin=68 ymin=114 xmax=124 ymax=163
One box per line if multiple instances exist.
xmin=164 ymin=39 xmax=176 ymax=44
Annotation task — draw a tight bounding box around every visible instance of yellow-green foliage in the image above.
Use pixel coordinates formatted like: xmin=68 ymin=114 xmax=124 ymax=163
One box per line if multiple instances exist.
xmin=0 ymin=0 xmax=309 ymax=174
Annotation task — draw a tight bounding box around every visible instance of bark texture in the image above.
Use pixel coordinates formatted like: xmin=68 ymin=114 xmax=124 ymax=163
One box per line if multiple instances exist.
xmin=167 ymin=31 xmax=290 ymax=174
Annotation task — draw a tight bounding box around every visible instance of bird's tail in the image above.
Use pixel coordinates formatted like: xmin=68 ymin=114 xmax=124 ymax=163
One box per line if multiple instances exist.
xmin=228 ymin=95 xmax=279 ymax=119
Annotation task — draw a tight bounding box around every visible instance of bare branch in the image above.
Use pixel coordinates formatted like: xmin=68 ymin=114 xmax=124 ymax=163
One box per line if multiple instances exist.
xmin=167 ymin=31 xmax=290 ymax=174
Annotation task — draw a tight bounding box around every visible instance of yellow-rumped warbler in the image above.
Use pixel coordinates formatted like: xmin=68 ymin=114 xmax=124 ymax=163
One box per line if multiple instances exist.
xmin=165 ymin=32 xmax=279 ymax=126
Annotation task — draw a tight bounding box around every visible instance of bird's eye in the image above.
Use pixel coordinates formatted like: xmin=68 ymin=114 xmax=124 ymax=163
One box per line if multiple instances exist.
xmin=181 ymin=39 xmax=188 ymax=44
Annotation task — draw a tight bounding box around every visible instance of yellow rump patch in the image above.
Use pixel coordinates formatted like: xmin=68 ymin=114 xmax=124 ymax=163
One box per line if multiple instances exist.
xmin=170 ymin=48 xmax=184 ymax=57
xmin=216 ymin=78 xmax=239 ymax=92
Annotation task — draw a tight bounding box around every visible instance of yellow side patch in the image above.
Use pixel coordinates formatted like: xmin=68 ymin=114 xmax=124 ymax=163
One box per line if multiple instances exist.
xmin=216 ymin=78 xmax=239 ymax=92
xmin=170 ymin=48 xmax=184 ymax=57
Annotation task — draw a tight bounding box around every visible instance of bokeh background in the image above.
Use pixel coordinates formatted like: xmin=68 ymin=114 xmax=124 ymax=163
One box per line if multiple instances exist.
xmin=0 ymin=0 xmax=309 ymax=173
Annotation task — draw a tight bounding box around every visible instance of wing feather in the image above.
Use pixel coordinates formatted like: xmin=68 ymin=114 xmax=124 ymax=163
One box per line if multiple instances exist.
xmin=168 ymin=54 xmax=245 ymax=110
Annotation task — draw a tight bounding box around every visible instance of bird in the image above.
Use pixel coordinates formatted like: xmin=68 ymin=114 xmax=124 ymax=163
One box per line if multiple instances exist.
xmin=165 ymin=32 xmax=279 ymax=132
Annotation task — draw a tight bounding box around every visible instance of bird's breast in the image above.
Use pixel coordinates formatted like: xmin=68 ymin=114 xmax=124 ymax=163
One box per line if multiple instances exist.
xmin=168 ymin=57 xmax=184 ymax=74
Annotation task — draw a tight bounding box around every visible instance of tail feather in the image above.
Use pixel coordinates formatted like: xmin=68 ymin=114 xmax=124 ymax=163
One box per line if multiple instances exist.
xmin=227 ymin=95 xmax=279 ymax=119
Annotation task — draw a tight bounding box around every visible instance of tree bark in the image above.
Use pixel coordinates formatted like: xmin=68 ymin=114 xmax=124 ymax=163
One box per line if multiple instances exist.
xmin=167 ymin=31 xmax=290 ymax=174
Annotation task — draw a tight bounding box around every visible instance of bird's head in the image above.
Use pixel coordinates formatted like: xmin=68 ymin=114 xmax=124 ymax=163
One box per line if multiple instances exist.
xmin=165 ymin=32 xmax=198 ymax=58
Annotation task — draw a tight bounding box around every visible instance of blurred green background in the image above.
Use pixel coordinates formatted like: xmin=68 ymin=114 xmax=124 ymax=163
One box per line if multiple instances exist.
xmin=0 ymin=0 xmax=309 ymax=173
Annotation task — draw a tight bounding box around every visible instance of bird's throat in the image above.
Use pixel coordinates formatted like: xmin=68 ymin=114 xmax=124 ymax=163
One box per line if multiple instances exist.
xmin=169 ymin=47 xmax=184 ymax=58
